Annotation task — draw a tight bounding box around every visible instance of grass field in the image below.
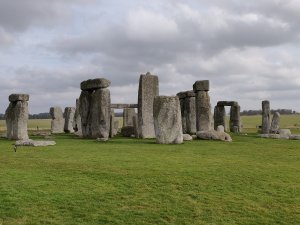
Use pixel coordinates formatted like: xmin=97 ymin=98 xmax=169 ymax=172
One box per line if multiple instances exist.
xmin=0 ymin=115 xmax=300 ymax=224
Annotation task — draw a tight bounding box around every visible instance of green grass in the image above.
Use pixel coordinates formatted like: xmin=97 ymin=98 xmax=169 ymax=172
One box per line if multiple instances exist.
xmin=0 ymin=133 xmax=300 ymax=225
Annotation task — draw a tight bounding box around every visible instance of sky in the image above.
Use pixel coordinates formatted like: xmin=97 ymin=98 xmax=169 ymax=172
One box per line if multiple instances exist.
xmin=0 ymin=0 xmax=300 ymax=114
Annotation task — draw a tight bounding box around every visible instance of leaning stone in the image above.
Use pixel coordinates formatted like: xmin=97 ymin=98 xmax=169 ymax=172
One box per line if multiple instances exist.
xmin=217 ymin=125 xmax=225 ymax=132
xmin=196 ymin=130 xmax=232 ymax=142
xmin=153 ymin=96 xmax=183 ymax=144
xmin=15 ymin=139 xmax=56 ymax=147
xmin=183 ymin=134 xmax=193 ymax=141
xmin=9 ymin=94 xmax=29 ymax=102
xmin=193 ymin=80 xmax=209 ymax=92
xmin=80 ymin=78 xmax=111 ymax=91
xmin=270 ymin=112 xmax=280 ymax=133
xmin=138 ymin=72 xmax=159 ymax=138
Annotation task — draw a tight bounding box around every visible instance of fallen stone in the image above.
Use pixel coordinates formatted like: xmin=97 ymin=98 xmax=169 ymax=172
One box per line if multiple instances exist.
xmin=289 ymin=135 xmax=300 ymax=140
xmin=183 ymin=134 xmax=193 ymax=141
xmin=196 ymin=130 xmax=232 ymax=142
xmin=191 ymin=134 xmax=197 ymax=140
xmin=96 ymin=137 xmax=108 ymax=142
xmin=80 ymin=78 xmax=111 ymax=91
xmin=9 ymin=94 xmax=29 ymax=102
xmin=15 ymin=139 xmax=56 ymax=147
xmin=279 ymin=129 xmax=291 ymax=139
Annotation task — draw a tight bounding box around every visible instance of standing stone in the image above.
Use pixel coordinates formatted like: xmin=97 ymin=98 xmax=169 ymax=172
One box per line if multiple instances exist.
xmin=262 ymin=100 xmax=271 ymax=134
xmin=50 ymin=106 xmax=64 ymax=134
xmin=64 ymin=107 xmax=76 ymax=133
xmin=177 ymin=91 xmax=196 ymax=134
xmin=270 ymin=112 xmax=280 ymax=133
xmin=5 ymin=94 xmax=29 ymax=140
xmin=138 ymin=72 xmax=159 ymax=138
xmin=214 ymin=105 xmax=226 ymax=131
xmin=229 ymin=105 xmax=241 ymax=133
xmin=73 ymin=99 xmax=82 ymax=136
xmin=113 ymin=120 xmax=119 ymax=136
xmin=90 ymin=88 xmax=111 ymax=138
xmin=123 ymin=108 xmax=136 ymax=127
xmin=193 ymin=80 xmax=212 ymax=131
xmin=153 ymin=96 xmax=183 ymax=144
xmin=109 ymin=109 xmax=115 ymax=138
xmin=132 ymin=114 xmax=139 ymax=138
xmin=79 ymin=78 xmax=111 ymax=139
xmin=177 ymin=93 xmax=187 ymax=134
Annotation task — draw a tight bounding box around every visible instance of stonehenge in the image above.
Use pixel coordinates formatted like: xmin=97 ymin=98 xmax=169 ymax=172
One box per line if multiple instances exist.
xmin=79 ymin=78 xmax=111 ymax=139
xmin=64 ymin=107 xmax=75 ymax=133
xmin=270 ymin=112 xmax=280 ymax=133
xmin=50 ymin=106 xmax=64 ymax=134
xmin=138 ymin=72 xmax=159 ymax=138
xmin=193 ymin=80 xmax=212 ymax=132
xmin=261 ymin=100 xmax=271 ymax=134
xmin=5 ymin=94 xmax=29 ymax=140
xmin=153 ymin=96 xmax=183 ymax=144
xmin=73 ymin=99 xmax=82 ymax=136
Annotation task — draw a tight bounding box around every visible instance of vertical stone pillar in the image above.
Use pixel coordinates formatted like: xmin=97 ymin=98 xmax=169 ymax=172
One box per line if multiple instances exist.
xmin=109 ymin=109 xmax=115 ymax=138
xmin=193 ymin=80 xmax=212 ymax=131
xmin=262 ymin=100 xmax=271 ymax=134
xmin=177 ymin=93 xmax=187 ymax=134
xmin=64 ymin=107 xmax=76 ymax=133
xmin=138 ymin=72 xmax=159 ymax=138
xmin=50 ymin=106 xmax=64 ymax=134
xmin=229 ymin=105 xmax=241 ymax=133
xmin=214 ymin=105 xmax=226 ymax=131
xmin=123 ymin=108 xmax=136 ymax=127
xmin=5 ymin=94 xmax=29 ymax=140
xmin=177 ymin=91 xmax=196 ymax=134
xmin=270 ymin=112 xmax=280 ymax=133
xmin=73 ymin=99 xmax=82 ymax=136
xmin=153 ymin=96 xmax=183 ymax=144
xmin=79 ymin=78 xmax=111 ymax=138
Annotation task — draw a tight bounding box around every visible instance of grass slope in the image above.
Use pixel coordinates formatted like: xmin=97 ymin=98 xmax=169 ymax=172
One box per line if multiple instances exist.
xmin=0 ymin=134 xmax=299 ymax=225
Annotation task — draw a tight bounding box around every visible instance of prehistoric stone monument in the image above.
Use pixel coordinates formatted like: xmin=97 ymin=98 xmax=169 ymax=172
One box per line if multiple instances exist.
xmin=64 ymin=107 xmax=75 ymax=133
xmin=193 ymin=80 xmax=212 ymax=131
xmin=49 ymin=106 xmax=64 ymax=134
xmin=138 ymin=72 xmax=159 ymax=138
xmin=5 ymin=94 xmax=29 ymax=140
xmin=270 ymin=112 xmax=280 ymax=133
xmin=153 ymin=96 xmax=183 ymax=144
xmin=177 ymin=91 xmax=196 ymax=134
xmin=262 ymin=100 xmax=271 ymax=134
xmin=73 ymin=99 xmax=82 ymax=136
xmin=121 ymin=108 xmax=137 ymax=137
xmin=214 ymin=101 xmax=241 ymax=133
xmin=79 ymin=78 xmax=111 ymax=139
xmin=109 ymin=109 xmax=115 ymax=138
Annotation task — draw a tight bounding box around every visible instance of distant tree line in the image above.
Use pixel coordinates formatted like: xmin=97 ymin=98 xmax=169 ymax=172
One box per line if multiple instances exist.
xmin=241 ymin=109 xmax=297 ymax=116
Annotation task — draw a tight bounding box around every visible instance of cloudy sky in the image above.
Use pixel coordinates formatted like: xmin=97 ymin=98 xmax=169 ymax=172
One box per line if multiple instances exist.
xmin=0 ymin=0 xmax=300 ymax=113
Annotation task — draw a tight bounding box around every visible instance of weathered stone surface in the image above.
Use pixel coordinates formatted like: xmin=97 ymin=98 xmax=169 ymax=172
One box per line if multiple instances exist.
xmin=79 ymin=90 xmax=92 ymax=138
xmin=178 ymin=97 xmax=187 ymax=133
xmin=153 ymin=96 xmax=183 ymax=144
xmin=5 ymin=100 xmax=29 ymax=140
xmin=183 ymin=134 xmax=193 ymax=141
xmin=111 ymin=104 xmax=138 ymax=109
xmin=230 ymin=105 xmax=241 ymax=133
xmin=9 ymin=94 xmax=29 ymax=102
xmin=196 ymin=130 xmax=232 ymax=142
xmin=214 ymin=105 xmax=226 ymax=131
xmin=96 ymin=137 xmax=108 ymax=142
xmin=258 ymin=129 xmax=291 ymax=139
xmin=113 ymin=120 xmax=119 ymax=136
xmin=185 ymin=96 xmax=196 ymax=134
xmin=177 ymin=90 xmax=195 ymax=99
xmin=289 ymin=135 xmax=300 ymax=140
xmin=270 ymin=112 xmax=280 ymax=133
xmin=64 ymin=107 xmax=76 ymax=133
xmin=15 ymin=139 xmax=56 ymax=147
xmin=80 ymin=78 xmax=110 ymax=91
xmin=191 ymin=134 xmax=197 ymax=140
xmin=109 ymin=109 xmax=115 ymax=138
xmin=193 ymin=80 xmax=209 ymax=92
xmin=90 ymin=88 xmax=111 ymax=138
xmin=258 ymin=134 xmax=281 ymax=139
xmin=132 ymin=114 xmax=139 ymax=138
xmin=123 ymin=108 xmax=136 ymax=127
xmin=217 ymin=125 xmax=225 ymax=132
xmin=217 ymin=101 xmax=238 ymax=107
xmin=49 ymin=107 xmax=64 ymax=134
xmin=73 ymin=99 xmax=82 ymax=136
xmin=279 ymin=129 xmax=291 ymax=139
xmin=195 ymin=91 xmax=212 ymax=131
xmin=121 ymin=126 xmax=135 ymax=137
xmin=262 ymin=100 xmax=271 ymax=134
xmin=138 ymin=72 xmax=159 ymax=138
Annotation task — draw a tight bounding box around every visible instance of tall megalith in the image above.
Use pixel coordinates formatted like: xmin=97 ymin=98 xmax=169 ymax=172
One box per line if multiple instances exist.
xmin=138 ymin=72 xmax=159 ymax=138
xmin=5 ymin=94 xmax=29 ymax=140
xmin=50 ymin=106 xmax=64 ymax=134
xmin=262 ymin=100 xmax=271 ymax=134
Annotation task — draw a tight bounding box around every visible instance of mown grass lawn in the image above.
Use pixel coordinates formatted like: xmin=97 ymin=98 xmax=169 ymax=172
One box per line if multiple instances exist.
xmin=0 ymin=133 xmax=299 ymax=225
